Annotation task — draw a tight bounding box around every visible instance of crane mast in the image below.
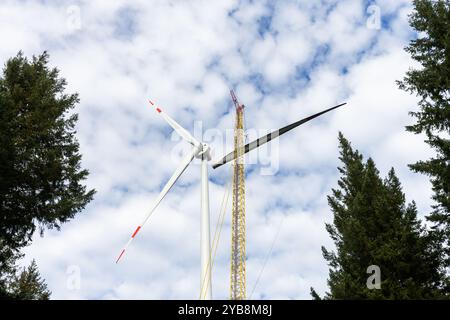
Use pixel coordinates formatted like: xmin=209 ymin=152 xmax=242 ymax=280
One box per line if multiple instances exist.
xmin=230 ymin=90 xmax=246 ymax=300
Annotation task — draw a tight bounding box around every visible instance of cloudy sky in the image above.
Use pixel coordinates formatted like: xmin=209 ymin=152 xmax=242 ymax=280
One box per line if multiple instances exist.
xmin=0 ymin=0 xmax=434 ymax=299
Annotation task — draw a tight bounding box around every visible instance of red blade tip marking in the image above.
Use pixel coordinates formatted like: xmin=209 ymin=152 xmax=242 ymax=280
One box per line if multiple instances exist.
xmin=131 ymin=226 xmax=141 ymax=238
xmin=156 ymin=107 xmax=162 ymax=113
xmin=116 ymin=249 xmax=125 ymax=264
xmin=148 ymin=99 xmax=154 ymax=105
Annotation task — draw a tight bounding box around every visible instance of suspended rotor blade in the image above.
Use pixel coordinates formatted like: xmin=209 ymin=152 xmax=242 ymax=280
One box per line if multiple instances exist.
xmin=149 ymin=100 xmax=201 ymax=147
xmin=116 ymin=146 xmax=199 ymax=263
xmin=212 ymin=102 xmax=346 ymax=169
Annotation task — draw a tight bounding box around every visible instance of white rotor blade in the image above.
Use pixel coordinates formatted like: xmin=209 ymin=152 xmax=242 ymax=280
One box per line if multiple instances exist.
xmin=149 ymin=100 xmax=200 ymax=147
xmin=116 ymin=146 xmax=199 ymax=263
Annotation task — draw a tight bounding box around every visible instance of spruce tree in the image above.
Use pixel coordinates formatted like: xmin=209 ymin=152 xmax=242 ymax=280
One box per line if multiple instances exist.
xmin=397 ymin=0 xmax=450 ymax=280
xmin=8 ymin=260 xmax=50 ymax=300
xmin=317 ymin=133 xmax=444 ymax=299
xmin=0 ymin=51 xmax=95 ymax=298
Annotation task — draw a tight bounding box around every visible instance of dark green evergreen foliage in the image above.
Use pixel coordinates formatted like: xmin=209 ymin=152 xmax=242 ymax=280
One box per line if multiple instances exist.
xmin=0 ymin=241 xmax=21 ymax=299
xmin=7 ymin=259 xmax=50 ymax=300
xmin=0 ymin=51 xmax=95 ymax=299
xmin=397 ymin=0 xmax=450 ymax=274
xmin=318 ymin=133 xmax=444 ymax=299
xmin=310 ymin=287 xmax=322 ymax=300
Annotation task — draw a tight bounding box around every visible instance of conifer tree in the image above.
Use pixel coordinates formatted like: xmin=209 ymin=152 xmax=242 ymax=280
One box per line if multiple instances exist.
xmin=397 ymin=0 xmax=450 ymax=280
xmin=0 ymin=51 xmax=95 ymax=298
xmin=8 ymin=260 xmax=50 ymax=300
xmin=316 ymin=133 xmax=444 ymax=299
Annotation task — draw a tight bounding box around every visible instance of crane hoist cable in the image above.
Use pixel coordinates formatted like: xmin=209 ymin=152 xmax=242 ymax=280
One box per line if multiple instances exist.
xmin=200 ymin=166 xmax=232 ymax=299
xmin=249 ymin=217 xmax=284 ymax=299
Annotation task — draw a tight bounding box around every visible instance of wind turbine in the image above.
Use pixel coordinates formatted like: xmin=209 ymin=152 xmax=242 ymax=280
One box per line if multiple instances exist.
xmin=116 ymin=98 xmax=346 ymax=300
xmin=116 ymin=100 xmax=214 ymax=300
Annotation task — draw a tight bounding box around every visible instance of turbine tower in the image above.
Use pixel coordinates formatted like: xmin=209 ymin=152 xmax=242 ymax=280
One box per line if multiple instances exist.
xmin=229 ymin=90 xmax=246 ymax=300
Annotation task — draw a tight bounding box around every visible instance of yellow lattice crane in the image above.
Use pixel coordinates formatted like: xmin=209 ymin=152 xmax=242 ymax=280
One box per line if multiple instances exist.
xmin=230 ymin=90 xmax=246 ymax=300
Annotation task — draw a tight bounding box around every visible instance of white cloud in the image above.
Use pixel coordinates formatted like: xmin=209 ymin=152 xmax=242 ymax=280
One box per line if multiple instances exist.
xmin=1 ymin=0 xmax=434 ymax=300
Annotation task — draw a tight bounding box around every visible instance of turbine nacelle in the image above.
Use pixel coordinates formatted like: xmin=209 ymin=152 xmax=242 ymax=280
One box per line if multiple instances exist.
xmin=195 ymin=143 xmax=212 ymax=161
